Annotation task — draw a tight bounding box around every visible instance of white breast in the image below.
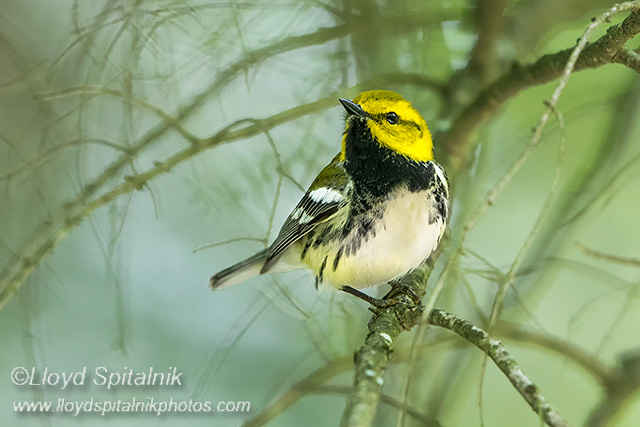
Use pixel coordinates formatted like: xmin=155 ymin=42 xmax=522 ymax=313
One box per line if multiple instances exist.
xmin=323 ymin=188 xmax=446 ymax=289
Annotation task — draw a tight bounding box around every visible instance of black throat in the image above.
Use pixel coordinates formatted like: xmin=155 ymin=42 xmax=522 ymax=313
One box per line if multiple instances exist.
xmin=343 ymin=118 xmax=433 ymax=200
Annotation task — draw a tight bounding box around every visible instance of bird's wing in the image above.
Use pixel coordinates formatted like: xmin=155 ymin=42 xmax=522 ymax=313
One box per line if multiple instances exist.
xmin=261 ymin=153 xmax=349 ymax=273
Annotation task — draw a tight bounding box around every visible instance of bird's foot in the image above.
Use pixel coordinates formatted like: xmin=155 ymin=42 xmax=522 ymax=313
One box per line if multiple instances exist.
xmin=341 ymin=284 xmax=420 ymax=308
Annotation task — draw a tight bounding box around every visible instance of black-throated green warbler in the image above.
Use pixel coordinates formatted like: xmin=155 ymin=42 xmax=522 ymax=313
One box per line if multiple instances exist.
xmin=210 ymin=90 xmax=449 ymax=307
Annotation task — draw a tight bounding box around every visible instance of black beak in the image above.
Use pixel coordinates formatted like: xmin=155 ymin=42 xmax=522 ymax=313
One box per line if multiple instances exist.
xmin=339 ymin=98 xmax=367 ymax=118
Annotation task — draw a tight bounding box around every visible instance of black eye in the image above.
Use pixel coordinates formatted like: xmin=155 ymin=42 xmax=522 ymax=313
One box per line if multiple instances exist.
xmin=386 ymin=112 xmax=398 ymax=124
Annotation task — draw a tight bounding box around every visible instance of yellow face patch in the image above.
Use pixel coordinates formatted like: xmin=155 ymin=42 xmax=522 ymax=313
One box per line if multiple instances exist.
xmin=343 ymin=90 xmax=433 ymax=162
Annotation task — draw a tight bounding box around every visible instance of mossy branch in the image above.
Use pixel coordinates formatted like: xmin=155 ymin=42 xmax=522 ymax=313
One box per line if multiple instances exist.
xmin=340 ymin=307 xmax=569 ymax=427
xmin=427 ymin=310 xmax=569 ymax=427
xmin=340 ymin=296 xmax=426 ymax=427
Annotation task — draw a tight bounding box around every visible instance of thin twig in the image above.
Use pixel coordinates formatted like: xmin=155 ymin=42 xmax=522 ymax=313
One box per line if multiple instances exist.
xmin=192 ymin=237 xmax=265 ymax=254
xmin=305 ymin=385 xmax=439 ymax=426
xmin=0 ymin=138 xmax=129 ymax=183
xmin=487 ymin=102 xmax=566 ymax=329
xmin=34 ymin=86 xmax=201 ymax=145
xmin=576 ymin=243 xmax=640 ymax=266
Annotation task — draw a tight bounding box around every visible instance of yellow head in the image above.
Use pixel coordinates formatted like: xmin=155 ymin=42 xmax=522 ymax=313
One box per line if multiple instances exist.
xmin=340 ymin=90 xmax=433 ymax=162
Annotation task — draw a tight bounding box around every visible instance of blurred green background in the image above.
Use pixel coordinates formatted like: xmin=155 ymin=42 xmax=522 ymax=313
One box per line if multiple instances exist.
xmin=1 ymin=0 xmax=639 ymax=426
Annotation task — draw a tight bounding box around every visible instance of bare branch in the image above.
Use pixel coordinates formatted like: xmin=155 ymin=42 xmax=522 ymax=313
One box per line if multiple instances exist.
xmin=467 ymin=0 xmax=508 ymax=83
xmin=441 ymin=5 xmax=640 ymax=174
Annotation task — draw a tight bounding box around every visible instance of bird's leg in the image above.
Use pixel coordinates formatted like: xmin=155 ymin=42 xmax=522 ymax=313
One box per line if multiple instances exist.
xmin=383 ymin=280 xmax=422 ymax=305
xmin=341 ymin=285 xmax=416 ymax=308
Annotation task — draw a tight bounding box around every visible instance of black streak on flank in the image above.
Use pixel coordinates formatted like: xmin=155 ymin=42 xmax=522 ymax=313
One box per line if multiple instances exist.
xmin=313 ymin=228 xmax=331 ymax=248
xmin=332 ymin=248 xmax=343 ymax=271
xmin=435 ymin=193 xmax=447 ymax=219
xmin=318 ymin=256 xmax=328 ymax=283
xmin=428 ymin=203 xmax=439 ymax=225
xmin=300 ymin=239 xmax=312 ymax=260
xmin=339 ymin=214 xmax=375 ymax=258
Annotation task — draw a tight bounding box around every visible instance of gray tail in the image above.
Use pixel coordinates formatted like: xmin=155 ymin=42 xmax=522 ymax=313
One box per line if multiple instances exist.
xmin=209 ymin=249 xmax=268 ymax=290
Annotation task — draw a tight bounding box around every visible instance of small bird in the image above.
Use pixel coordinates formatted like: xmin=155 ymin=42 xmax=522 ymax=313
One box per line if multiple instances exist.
xmin=210 ymin=90 xmax=449 ymax=307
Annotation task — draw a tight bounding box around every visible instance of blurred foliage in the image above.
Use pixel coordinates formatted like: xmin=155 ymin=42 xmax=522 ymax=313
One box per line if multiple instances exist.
xmin=0 ymin=0 xmax=639 ymax=426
